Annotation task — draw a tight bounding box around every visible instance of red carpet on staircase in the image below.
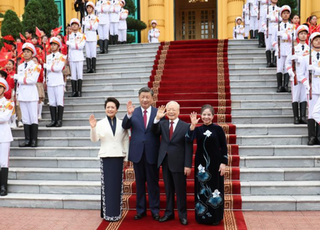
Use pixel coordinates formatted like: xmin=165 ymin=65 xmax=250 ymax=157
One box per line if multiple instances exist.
xmin=97 ymin=39 xmax=247 ymax=230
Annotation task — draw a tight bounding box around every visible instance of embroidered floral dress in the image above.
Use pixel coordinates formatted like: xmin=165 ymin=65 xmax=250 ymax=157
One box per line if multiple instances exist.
xmin=186 ymin=124 xmax=228 ymax=225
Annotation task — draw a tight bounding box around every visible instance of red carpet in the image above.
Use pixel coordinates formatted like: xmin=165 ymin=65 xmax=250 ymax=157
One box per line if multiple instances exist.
xmin=97 ymin=39 xmax=247 ymax=230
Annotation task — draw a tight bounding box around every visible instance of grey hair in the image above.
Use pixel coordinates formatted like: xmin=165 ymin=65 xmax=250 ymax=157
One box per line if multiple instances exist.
xmin=166 ymin=101 xmax=180 ymax=110
xmin=138 ymin=87 xmax=154 ymax=96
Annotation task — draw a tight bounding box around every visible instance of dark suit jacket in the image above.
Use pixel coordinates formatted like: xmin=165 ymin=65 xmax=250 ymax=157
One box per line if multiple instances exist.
xmin=153 ymin=119 xmax=193 ymax=173
xmin=122 ymin=106 xmax=160 ymax=164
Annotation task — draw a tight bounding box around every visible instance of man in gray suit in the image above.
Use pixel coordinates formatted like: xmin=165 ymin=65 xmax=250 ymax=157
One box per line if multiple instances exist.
xmin=152 ymin=101 xmax=193 ymax=225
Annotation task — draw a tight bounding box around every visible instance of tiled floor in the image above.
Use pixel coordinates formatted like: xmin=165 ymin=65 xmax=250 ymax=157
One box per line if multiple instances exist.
xmin=0 ymin=208 xmax=320 ymax=230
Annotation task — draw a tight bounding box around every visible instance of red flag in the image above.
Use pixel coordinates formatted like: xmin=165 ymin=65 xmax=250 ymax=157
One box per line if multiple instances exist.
xmin=1 ymin=47 xmax=7 ymax=53
xmin=19 ymin=33 xmax=26 ymax=42
xmin=0 ymin=52 xmax=13 ymax=68
xmin=36 ymin=27 xmax=42 ymax=38
xmin=52 ymin=26 xmax=62 ymax=36
xmin=3 ymin=43 xmax=12 ymax=52
xmin=16 ymin=42 xmax=23 ymax=57
xmin=3 ymin=35 xmax=15 ymax=41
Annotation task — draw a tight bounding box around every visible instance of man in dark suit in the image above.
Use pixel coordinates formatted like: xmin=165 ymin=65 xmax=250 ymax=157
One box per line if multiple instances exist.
xmin=122 ymin=87 xmax=160 ymax=221
xmin=152 ymin=101 xmax=193 ymax=225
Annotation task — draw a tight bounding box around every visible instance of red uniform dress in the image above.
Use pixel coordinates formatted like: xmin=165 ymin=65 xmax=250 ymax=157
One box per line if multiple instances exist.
xmin=61 ymin=44 xmax=68 ymax=55
xmin=4 ymin=78 xmax=13 ymax=100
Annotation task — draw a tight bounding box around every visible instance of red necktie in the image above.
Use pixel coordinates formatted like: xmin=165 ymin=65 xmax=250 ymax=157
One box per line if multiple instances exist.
xmin=143 ymin=110 xmax=147 ymax=128
xmin=169 ymin=121 xmax=174 ymax=140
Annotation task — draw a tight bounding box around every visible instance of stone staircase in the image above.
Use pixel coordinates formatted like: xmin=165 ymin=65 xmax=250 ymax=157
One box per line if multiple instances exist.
xmin=0 ymin=43 xmax=159 ymax=209
xmin=229 ymin=39 xmax=320 ymax=211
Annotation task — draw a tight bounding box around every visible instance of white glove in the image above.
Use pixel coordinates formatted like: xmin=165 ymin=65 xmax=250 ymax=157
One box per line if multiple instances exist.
xmin=66 ymin=41 xmax=71 ymax=46
xmin=306 ymin=85 xmax=310 ymax=93
xmin=288 ymin=69 xmax=295 ymax=79
xmin=266 ymin=14 xmax=272 ymax=20
xmin=282 ymin=33 xmax=288 ymax=40
xmin=13 ymin=74 xmax=19 ymax=80
xmin=290 ymin=55 xmax=298 ymax=61
xmin=308 ymin=65 xmax=315 ymax=72
xmin=43 ymin=64 xmax=47 ymax=69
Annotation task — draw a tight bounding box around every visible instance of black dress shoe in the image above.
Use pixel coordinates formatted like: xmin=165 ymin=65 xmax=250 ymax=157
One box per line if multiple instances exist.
xmin=152 ymin=214 xmax=160 ymax=221
xmin=159 ymin=215 xmax=174 ymax=222
xmin=212 ymin=221 xmax=221 ymax=226
xmin=180 ymin=218 xmax=188 ymax=225
xmin=134 ymin=212 xmax=146 ymax=220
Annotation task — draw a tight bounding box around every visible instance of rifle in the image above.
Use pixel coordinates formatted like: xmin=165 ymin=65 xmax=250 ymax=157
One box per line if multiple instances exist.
xmin=249 ymin=3 xmax=251 ymax=20
xmin=266 ymin=1 xmax=269 ymax=39
xmin=258 ymin=1 xmax=260 ymax=21
xmin=309 ymin=42 xmax=313 ymax=100
xmin=292 ymin=32 xmax=297 ymax=86
xmin=243 ymin=5 xmax=245 ymax=26
xmin=234 ymin=22 xmax=237 ymax=39
xmin=278 ymin=9 xmax=281 ymax=59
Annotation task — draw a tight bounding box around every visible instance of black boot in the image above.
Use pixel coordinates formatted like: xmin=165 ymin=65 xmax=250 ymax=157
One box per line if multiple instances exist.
xmin=276 ymin=72 xmax=283 ymax=93
xmin=30 ymin=124 xmax=38 ymax=147
xmin=92 ymin=57 xmax=96 ymax=73
xmin=262 ymin=35 xmax=266 ymax=48
xmin=86 ymin=58 xmax=93 ymax=73
xmin=300 ymin=102 xmax=307 ymax=124
xmin=316 ymin=123 xmax=320 ymax=144
xmin=46 ymin=106 xmax=57 ymax=127
xmin=283 ymin=73 xmax=290 ymax=92
xmin=114 ymin=35 xmax=119 ymax=44
xmin=258 ymin=33 xmax=263 ymax=48
xmin=271 ymin=51 xmax=277 ymax=67
xmin=250 ymin=30 xmax=254 ymax=39
xmin=55 ymin=106 xmax=64 ymax=127
xmin=110 ymin=35 xmax=114 ymax=45
xmin=104 ymin=40 xmax=109 ymax=53
xmin=266 ymin=50 xmax=272 ymax=67
xmin=308 ymin=119 xmax=317 ymax=145
xmin=78 ymin=79 xmax=82 ymax=97
xmin=98 ymin=40 xmax=105 ymax=54
xmin=254 ymin=30 xmax=258 ymax=39
xmin=69 ymin=80 xmax=78 ymax=97
xmin=292 ymin=102 xmax=299 ymax=124
xmin=0 ymin=168 xmax=8 ymax=196
xmin=19 ymin=124 xmax=31 ymax=147
xmin=244 ymin=37 xmax=248 ymax=39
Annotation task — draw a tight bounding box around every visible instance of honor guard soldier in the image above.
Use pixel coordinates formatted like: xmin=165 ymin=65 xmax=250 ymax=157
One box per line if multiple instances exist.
xmin=44 ymin=37 xmax=66 ymax=128
xmin=285 ymin=25 xmax=309 ymax=124
xmin=248 ymin=0 xmax=259 ymax=39
xmin=233 ymin=17 xmax=245 ymax=39
xmin=96 ymin=0 xmax=110 ymax=53
xmin=306 ymin=32 xmax=320 ymax=145
xmin=67 ymin=18 xmax=86 ymax=97
xmin=118 ymin=0 xmax=128 ymax=44
xmin=257 ymin=0 xmax=268 ymax=47
xmin=14 ymin=43 xmax=41 ymax=147
xmin=265 ymin=0 xmax=280 ymax=67
xmin=84 ymin=1 xmax=99 ymax=73
xmin=243 ymin=2 xmax=250 ymax=39
xmin=0 ymin=78 xmax=14 ymax=196
xmin=275 ymin=5 xmax=294 ymax=93
xmin=148 ymin=20 xmax=160 ymax=43
xmin=109 ymin=0 xmax=121 ymax=45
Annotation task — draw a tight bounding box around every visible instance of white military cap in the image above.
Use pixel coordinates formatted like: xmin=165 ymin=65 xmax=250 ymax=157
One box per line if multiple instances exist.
xmin=70 ymin=18 xmax=80 ymax=26
xmin=296 ymin=25 xmax=309 ymax=36
xmin=280 ymin=5 xmax=291 ymax=15
xmin=22 ymin=43 xmax=37 ymax=57
xmin=0 ymin=78 xmax=9 ymax=93
xmin=49 ymin=37 xmax=62 ymax=48
xmin=151 ymin=20 xmax=157 ymax=25
xmin=86 ymin=1 xmax=95 ymax=10
xmin=235 ymin=17 xmax=242 ymax=22
xmin=310 ymin=32 xmax=320 ymax=44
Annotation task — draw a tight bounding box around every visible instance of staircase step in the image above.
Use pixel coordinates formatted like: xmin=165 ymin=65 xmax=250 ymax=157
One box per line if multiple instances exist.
xmin=242 ymin=195 xmax=320 ymax=211
xmin=240 ymin=168 xmax=320 ymax=181
xmin=237 ymin=135 xmax=308 ymax=145
xmin=10 ymin=147 xmax=99 ymax=157
xmin=233 ymin=115 xmax=294 ymax=124
xmin=239 ymin=145 xmax=320 ymax=156
xmin=236 ymin=124 xmax=307 ymax=136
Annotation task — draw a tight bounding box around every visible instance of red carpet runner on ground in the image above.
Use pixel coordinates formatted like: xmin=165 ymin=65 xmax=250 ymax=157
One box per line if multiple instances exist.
xmin=97 ymin=39 xmax=247 ymax=230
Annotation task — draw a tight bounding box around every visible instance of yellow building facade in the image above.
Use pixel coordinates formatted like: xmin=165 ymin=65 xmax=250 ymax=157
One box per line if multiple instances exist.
xmin=0 ymin=0 xmax=319 ymax=42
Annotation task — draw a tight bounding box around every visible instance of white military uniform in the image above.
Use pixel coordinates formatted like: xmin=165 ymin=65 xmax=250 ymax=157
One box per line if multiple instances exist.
xmin=258 ymin=0 xmax=268 ymax=33
xmin=118 ymin=8 xmax=128 ymax=42
xmin=46 ymin=52 xmax=66 ymax=107
xmin=265 ymin=4 xmax=281 ymax=51
xmin=0 ymin=94 xmax=14 ymax=168
xmin=286 ymin=43 xmax=309 ymax=103
xmin=96 ymin=0 xmax=111 ymax=40
xmin=233 ymin=25 xmax=245 ymax=39
xmin=307 ymin=50 xmax=320 ymax=119
xmin=313 ymin=97 xmax=320 ymax=124
xmin=148 ymin=28 xmax=160 ymax=43
xmin=16 ymin=60 xmax=41 ymax=125
xmin=248 ymin=0 xmax=258 ymax=32
xmin=109 ymin=0 xmax=121 ymax=36
xmin=243 ymin=3 xmax=250 ymax=38
xmin=84 ymin=13 xmax=99 ymax=58
xmin=275 ymin=22 xmax=294 ymax=73
xmin=68 ymin=31 xmax=86 ymax=80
